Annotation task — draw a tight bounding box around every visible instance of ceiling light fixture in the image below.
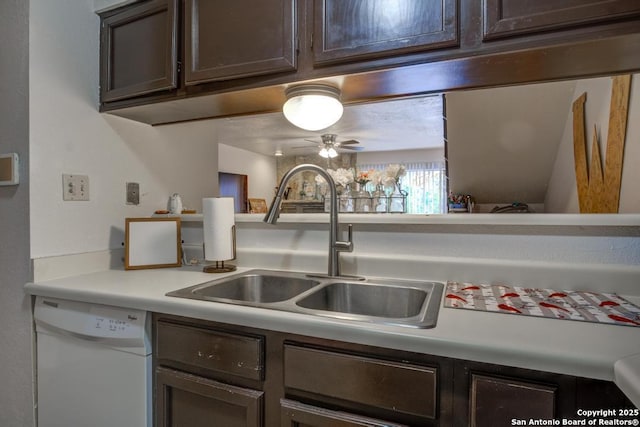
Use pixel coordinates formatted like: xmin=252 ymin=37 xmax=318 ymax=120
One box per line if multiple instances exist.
xmin=274 ymin=150 xmax=283 ymax=157
xmin=318 ymin=147 xmax=338 ymax=158
xmin=282 ymin=84 xmax=344 ymax=131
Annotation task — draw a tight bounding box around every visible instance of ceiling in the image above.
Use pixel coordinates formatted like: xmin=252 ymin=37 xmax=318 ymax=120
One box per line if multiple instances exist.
xmin=214 ymin=95 xmax=445 ymax=156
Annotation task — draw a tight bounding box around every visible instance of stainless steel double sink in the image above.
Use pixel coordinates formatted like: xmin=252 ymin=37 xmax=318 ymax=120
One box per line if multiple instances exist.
xmin=167 ymin=269 xmax=444 ymax=328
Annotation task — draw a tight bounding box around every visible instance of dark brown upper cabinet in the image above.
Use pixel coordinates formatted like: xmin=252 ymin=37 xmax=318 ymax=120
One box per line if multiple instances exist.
xmin=99 ymin=0 xmax=178 ymax=103
xmin=183 ymin=0 xmax=297 ymax=85
xmin=483 ymin=0 xmax=640 ymax=40
xmin=312 ymin=0 xmax=459 ymax=66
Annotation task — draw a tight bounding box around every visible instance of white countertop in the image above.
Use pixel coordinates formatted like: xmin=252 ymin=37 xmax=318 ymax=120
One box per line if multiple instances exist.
xmin=24 ymin=265 xmax=640 ymax=407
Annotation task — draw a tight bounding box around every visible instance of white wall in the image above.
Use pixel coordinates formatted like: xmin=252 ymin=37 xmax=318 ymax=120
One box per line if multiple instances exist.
xmin=218 ymin=143 xmax=277 ymax=202
xmin=29 ymin=0 xmax=218 ymax=259
xmin=0 ymin=1 xmax=34 ymax=425
xmin=546 ymin=74 xmax=640 ymax=213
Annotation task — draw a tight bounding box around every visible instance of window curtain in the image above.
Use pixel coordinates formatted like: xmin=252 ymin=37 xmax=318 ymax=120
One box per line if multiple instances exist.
xmin=357 ymin=161 xmax=447 ymax=214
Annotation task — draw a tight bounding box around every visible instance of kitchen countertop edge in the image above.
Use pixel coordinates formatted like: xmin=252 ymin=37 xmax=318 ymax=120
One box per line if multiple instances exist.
xmin=24 ymin=266 xmax=640 ymax=408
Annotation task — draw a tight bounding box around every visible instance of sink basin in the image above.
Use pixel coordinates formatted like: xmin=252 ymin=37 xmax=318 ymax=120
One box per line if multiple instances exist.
xmin=167 ymin=270 xmax=443 ymax=328
xmin=295 ymin=282 xmax=427 ymax=318
xmin=296 ymin=280 xmax=443 ymax=328
xmin=166 ymin=270 xmax=320 ymax=304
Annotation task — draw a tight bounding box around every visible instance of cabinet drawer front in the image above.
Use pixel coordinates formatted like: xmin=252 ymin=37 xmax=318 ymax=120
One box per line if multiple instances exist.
xmin=284 ymin=345 xmax=437 ymax=419
xmin=100 ymin=0 xmax=178 ymax=102
xmin=470 ymin=374 xmax=556 ymax=427
xmin=280 ymin=399 xmax=408 ymax=427
xmin=156 ymin=321 xmax=264 ymax=380
xmin=184 ymin=0 xmax=296 ymax=84
xmin=156 ymin=366 xmax=263 ymax=427
xmin=483 ymin=0 xmax=640 ymax=40
xmin=313 ymin=0 xmax=458 ymax=66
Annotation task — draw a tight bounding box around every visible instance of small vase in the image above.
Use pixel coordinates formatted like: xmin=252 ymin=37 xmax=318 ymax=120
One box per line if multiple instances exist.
xmin=388 ymin=181 xmax=407 ymax=213
xmin=354 ymin=183 xmax=372 ymax=213
xmin=372 ymin=184 xmax=388 ymax=213
xmin=339 ymin=184 xmax=354 ymax=213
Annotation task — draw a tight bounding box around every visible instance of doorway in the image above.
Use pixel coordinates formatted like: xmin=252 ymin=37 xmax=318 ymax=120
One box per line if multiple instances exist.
xmin=218 ymin=172 xmax=248 ymax=213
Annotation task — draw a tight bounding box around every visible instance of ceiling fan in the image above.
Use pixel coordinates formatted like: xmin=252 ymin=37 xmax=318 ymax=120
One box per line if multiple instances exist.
xmin=293 ymin=133 xmax=363 ymax=158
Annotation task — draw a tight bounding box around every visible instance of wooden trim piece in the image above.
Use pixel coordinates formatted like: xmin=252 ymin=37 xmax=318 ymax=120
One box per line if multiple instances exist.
xmin=588 ymin=126 xmax=605 ymax=213
xmin=573 ymin=75 xmax=631 ymax=213
xmin=572 ymin=93 xmax=589 ymax=213
xmin=602 ymin=74 xmax=631 ymax=212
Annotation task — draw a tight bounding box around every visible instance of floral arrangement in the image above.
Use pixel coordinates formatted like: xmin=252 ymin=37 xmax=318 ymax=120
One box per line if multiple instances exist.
xmin=355 ymin=169 xmax=375 ymax=186
xmin=383 ymin=164 xmax=407 ymax=186
xmin=326 ymin=168 xmax=355 ymax=187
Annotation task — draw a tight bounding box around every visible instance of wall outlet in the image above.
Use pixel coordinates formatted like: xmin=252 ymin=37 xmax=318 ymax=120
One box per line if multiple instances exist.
xmin=62 ymin=174 xmax=89 ymax=201
xmin=126 ymin=182 xmax=140 ymax=205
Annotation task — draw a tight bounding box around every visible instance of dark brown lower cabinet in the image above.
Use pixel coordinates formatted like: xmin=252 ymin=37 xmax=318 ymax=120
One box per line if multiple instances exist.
xmin=453 ymin=360 xmax=635 ymax=427
xmin=155 ymin=366 xmax=263 ymax=427
xmin=283 ymin=345 xmax=439 ymax=423
xmin=280 ymin=399 xmax=407 ymax=427
xmin=469 ymin=374 xmax=556 ymax=427
xmin=153 ymin=314 xmax=636 ymax=427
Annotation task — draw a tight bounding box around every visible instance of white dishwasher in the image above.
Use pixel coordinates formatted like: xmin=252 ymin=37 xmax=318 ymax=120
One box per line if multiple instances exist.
xmin=34 ymin=296 xmax=151 ymax=427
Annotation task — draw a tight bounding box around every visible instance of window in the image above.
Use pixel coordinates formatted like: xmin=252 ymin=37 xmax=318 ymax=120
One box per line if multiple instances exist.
xmin=357 ymin=161 xmax=447 ymax=214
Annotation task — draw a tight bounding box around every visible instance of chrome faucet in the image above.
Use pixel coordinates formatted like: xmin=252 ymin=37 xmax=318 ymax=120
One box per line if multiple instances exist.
xmin=264 ymin=164 xmax=353 ymax=278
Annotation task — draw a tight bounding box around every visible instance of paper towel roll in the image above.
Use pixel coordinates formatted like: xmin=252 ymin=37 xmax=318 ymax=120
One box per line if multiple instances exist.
xmin=202 ymin=197 xmax=235 ymax=261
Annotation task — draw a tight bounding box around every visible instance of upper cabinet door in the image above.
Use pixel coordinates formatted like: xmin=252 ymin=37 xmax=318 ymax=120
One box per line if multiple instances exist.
xmin=483 ymin=0 xmax=640 ymax=40
xmin=100 ymin=0 xmax=178 ymax=103
xmin=312 ymin=0 xmax=458 ymax=66
xmin=184 ymin=0 xmax=297 ymax=85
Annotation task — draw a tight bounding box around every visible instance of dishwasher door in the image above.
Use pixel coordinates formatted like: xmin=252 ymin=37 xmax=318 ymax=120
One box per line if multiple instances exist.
xmin=34 ymin=296 xmax=151 ymax=427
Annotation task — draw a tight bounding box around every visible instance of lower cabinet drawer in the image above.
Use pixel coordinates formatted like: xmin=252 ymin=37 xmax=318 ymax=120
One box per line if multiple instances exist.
xmin=470 ymin=374 xmax=557 ymax=427
xmin=155 ymin=366 xmax=263 ymax=427
xmin=284 ymin=344 xmax=438 ymax=420
xmin=280 ymin=399 xmax=408 ymax=427
xmin=156 ymin=321 xmax=264 ymax=380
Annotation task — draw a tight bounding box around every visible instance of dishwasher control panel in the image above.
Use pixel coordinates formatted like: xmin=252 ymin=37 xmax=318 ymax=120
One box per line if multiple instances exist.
xmin=35 ymin=296 xmax=148 ymax=345
xmin=88 ymin=304 xmax=146 ymax=339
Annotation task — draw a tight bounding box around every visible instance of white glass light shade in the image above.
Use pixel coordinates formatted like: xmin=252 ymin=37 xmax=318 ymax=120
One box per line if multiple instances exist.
xmin=283 ymin=85 xmax=344 ymax=131
xmin=319 ymin=147 xmax=338 ymax=158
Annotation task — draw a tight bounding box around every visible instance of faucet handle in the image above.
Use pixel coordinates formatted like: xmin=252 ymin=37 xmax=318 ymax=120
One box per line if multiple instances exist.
xmin=335 ymin=223 xmax=354 ymax=253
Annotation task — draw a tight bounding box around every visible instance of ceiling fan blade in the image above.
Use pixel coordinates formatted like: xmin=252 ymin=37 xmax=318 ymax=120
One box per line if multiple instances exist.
xmin=341 ymin=146 xmax=364 ymax=151
xmin=338 ymin=139 xmax=360 ymax=145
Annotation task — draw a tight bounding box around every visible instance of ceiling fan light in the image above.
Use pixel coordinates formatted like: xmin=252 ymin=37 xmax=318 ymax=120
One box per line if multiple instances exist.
xmin=318 ymin=147 xmax=330 ymax=158
xmin=283 ymin=85 xmax=344 ymax=131
xmin=327 ymin=147 xmax=338 ymax=158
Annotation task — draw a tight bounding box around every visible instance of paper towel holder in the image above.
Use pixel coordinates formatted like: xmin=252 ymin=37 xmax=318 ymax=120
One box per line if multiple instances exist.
xmin=202 ymin=225 xmax=237 ymax=273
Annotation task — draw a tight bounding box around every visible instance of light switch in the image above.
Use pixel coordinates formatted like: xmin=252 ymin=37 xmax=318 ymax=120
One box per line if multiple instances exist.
xmin=126 ymin=182 xmax=140 ymax=205
xmin=0 ymin=153 xmax=19 ymax=186
xmin=62 ymin=174 xmax=90 ymax=201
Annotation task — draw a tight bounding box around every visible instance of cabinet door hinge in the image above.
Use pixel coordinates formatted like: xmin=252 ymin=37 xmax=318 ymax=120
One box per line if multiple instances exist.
xmin=177 ymin=60 xmax=182 ymax=74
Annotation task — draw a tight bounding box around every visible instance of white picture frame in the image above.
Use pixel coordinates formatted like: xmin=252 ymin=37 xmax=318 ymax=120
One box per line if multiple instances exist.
xmin=125 ymin=217 xmax=181 ymax=270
